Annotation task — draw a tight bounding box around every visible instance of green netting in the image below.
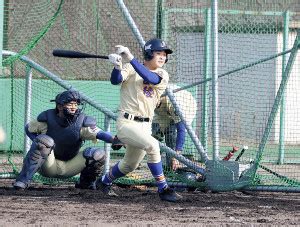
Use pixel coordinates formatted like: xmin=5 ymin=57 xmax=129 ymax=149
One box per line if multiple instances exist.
xmin=0 ymin=0 xmax=300 ymax=192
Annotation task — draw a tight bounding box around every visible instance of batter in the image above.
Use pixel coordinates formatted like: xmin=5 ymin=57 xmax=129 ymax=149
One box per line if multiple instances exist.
xmin=96 ymin=38 xmax=182 ymax=202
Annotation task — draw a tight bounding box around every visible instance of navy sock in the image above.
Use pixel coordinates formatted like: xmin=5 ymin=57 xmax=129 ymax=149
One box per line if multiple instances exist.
xmin=102 ymin=163 xmax=125 ymax=185
xmin=147 ymin=161 xmax=168 ymax=192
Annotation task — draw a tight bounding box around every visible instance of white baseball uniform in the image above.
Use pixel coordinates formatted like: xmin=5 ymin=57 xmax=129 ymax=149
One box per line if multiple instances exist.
xmin=115 ymin=63 xmax=169 ymax=174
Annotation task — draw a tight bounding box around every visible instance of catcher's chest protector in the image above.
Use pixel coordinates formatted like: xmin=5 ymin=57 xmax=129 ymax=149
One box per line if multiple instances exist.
xmin=42 ymin=109 xmax=85 ymax=161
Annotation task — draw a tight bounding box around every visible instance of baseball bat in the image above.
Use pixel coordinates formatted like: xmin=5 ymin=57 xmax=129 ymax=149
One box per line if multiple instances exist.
xmin=52 ymin=49 xmax=109 ymax=59
xmin=235 ymin=145 xmax=248 ymax=162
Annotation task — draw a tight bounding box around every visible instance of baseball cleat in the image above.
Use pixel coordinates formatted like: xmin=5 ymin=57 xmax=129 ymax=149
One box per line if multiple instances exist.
xmin=75 ymin=181 xmax=96 ymax=190
xmin=96 ymin=180 xmax=118 ymax=197
xmin=158 ymin=186 xmax=182 ymax=202
xmin=13 ymin=181 xmax=27 ymax=190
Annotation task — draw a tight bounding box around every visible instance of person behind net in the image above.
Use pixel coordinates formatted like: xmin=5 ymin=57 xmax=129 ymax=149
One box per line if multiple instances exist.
xmin=96 ymin=38 xmax=182 ymax=202
xmin=13 ymin=89 xmax=123 ymax=190
xmin=152 ymin=84 xmax=197 ymax=171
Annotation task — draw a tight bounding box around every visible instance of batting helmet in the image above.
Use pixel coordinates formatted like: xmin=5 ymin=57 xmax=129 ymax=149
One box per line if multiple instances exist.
xmin=52 ymin=89 xmax=82 ymax=105
xmin=143 ymin=38 xmax=173 ymax=63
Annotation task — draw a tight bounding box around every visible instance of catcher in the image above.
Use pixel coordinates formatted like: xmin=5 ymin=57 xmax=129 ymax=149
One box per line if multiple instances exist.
xmin=96 ymin=38 xmax=182 ymax=202
xmin=152 ymin=84 xmax=197 ymax=171
xmin=13 ymin=89 xmax=123 ymax=190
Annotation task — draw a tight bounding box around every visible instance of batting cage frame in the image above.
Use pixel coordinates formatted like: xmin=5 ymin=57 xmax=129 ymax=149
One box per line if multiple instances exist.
xmin=0 ymin=0 xmax=300 ymax=193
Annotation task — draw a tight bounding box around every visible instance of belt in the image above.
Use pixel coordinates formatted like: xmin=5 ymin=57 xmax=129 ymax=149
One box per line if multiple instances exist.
xmin=124 ymin=112 xmax=150 ymax=122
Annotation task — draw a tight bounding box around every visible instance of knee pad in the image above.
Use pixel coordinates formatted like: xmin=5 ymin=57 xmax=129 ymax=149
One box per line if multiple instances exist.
xmin=17 ymin=135 xmax=54 ymax=184
xmin=83 ymin=147 xmax=106 ymax=162
xmin=30 ymin=134 xmax=55 ymax=160
xmin=81 ymin=147 xmax=106 ymax=180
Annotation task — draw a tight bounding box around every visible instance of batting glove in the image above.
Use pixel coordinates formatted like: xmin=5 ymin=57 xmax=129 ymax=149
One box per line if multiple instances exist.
xmin=108 ymin=54 xmax=122 ymax=70
xmin=115 ymin=45 xmax=134 ymax=62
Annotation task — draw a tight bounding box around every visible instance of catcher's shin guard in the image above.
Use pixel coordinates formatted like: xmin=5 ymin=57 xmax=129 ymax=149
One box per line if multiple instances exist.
xmin=14 ymin=135 xmax=54 ymax=189
xmin=75 ymin=147 xmax=106 ymax=189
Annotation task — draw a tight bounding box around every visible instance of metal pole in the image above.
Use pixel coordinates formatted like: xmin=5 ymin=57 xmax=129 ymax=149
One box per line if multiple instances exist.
xmin=161 ymin=7 xmax=168 ymax=42
xmin=211 ymin=0 xmax=219 ymax=160
xmin=242 ymin=185 xmax=300 ymax=193
xmin=166 ymin=88 xmax=208 ymax=163
xmin=278 ymin=10 xmax=290 ymax=164
xmin=23 ymin=64 xmax=33 ymax=155
xmin=160 ymin=143 xmax=205 ymax=175
xmin=116 ymin=0 xmax=145 ymax=47
xmin=201 ymin=8 xmax=211 ymax=151
xmin=253 ymin=30 xmax=300 ymax=175
xmin=167 ymin=48 xmax=294 ymax=95
xmin=3 ymin=50 xmax=117 ymax=121
xmin=104 ymin=115 xmax=112 ymax=174
xmin=0 ymin=0 xmax=4 ymax=75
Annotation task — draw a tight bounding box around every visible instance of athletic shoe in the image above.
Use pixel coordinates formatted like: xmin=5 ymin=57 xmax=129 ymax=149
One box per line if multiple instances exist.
xmin=13 ymin=181 xmax=27 ymax=190
xmin=96 ymin=180 xmax=118 ymax=197
xmin=158 ymin=186 xmax=182 ymax=202
xmin=75 ymin=181 xmax=96 ymax=190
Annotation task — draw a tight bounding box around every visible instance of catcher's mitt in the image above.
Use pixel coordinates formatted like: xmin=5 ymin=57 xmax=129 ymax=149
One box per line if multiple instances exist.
xmin=111 ymin=136 xmax=125 ymax=150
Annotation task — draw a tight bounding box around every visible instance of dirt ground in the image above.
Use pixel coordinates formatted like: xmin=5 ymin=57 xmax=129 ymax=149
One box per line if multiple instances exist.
xmin=0 ymin=179 xmax=299 ymax=226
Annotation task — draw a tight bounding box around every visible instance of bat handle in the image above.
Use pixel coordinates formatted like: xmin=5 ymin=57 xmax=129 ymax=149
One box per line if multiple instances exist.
xmin=234 ymin=150 xmax=244 ymax=161
xmin=223 ymin=146 xmax=239 ymax=161
xmin=235 ymin=145 xmax=249 ymax=162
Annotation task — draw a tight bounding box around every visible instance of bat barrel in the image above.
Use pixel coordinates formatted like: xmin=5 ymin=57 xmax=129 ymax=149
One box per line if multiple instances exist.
xmin=52 ymin=49 xmax=108 ymax=59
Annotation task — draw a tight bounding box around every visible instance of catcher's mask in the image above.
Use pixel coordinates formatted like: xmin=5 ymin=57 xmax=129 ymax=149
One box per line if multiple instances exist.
xmin=51 ymin=89 xmax=84 ymax=120
xmin=143 ymin=38 xmax=173 ymax=63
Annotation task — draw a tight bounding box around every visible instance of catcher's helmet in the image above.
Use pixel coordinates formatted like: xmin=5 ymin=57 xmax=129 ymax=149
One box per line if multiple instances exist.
xmin=52 ymin=89 xmax=82 ymax=105
xmin=52 ymin=89 xmax=83 ymax=120
xmin=143 ymin=38 xmax=173 ymax=63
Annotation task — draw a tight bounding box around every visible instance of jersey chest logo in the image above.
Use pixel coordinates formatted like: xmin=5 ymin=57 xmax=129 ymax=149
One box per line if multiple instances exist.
xmin=143 ymin=84 xmax=154 ymax=98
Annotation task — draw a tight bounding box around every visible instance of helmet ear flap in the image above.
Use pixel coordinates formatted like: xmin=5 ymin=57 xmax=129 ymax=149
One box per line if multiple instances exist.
xmin=165 ymin=57 xmax=168 ymax=63
xmin=143 ymin=50 xmax=153 ymax=61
